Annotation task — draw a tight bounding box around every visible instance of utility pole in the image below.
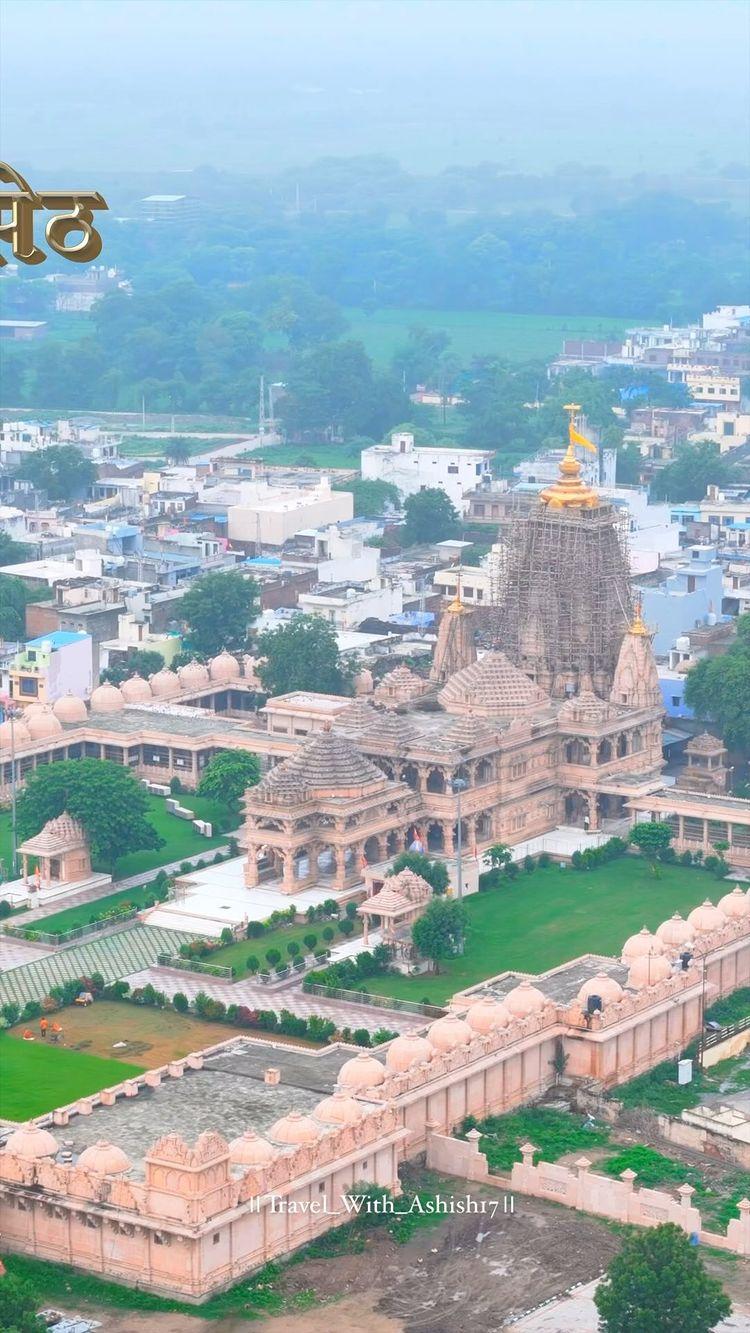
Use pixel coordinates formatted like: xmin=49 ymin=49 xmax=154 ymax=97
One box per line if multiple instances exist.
xmin=258 ymin=375 xmax=266 ymax=441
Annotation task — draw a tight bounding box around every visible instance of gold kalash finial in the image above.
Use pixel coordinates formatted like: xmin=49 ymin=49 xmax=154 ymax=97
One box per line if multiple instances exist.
xmin=629 ymin=594 xmax=650 ymax=637
xmin=447 ymin=560 xmax=470 ymax=614
xmin=539 ymin=404 xmax=599 ymax=510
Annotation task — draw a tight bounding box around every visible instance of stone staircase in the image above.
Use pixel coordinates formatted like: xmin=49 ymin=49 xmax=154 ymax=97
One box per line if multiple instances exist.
xmin=0 ymin=925 xmax=195 ymax=1010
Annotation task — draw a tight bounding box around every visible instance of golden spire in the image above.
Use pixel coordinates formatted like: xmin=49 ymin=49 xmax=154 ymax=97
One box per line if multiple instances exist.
xmin=629 ymin=595 xmax=650 ymax=637
xmin=539 ymin=404 xmax=599 ymax=510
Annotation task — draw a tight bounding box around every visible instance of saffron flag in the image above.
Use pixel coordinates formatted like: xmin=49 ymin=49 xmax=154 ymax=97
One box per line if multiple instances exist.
xmin=569 ymin=425 xmax=597 ymax=453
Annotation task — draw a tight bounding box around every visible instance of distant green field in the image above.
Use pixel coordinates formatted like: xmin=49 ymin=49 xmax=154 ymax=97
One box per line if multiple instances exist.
xmin=343 ymin=308 xmax=639 ymax=365
xmin=249 ymin=443 xmax=362 ymax=470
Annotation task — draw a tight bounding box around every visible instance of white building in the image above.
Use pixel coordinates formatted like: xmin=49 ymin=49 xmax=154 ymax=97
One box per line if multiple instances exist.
xmin=298 ymin=577 xmax=403 ymax=629
xmin=702 ymin=305 xmax=750 ymax=333
xmin=226 ymin=477 xmax=353 ymax=548
xmin=361 ymin=432 xmax=493 ymax=514
xmin=0 ymin=420 xmax=119 ymax=466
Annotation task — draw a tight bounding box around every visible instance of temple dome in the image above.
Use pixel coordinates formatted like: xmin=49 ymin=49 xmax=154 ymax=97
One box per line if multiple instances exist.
xmin=0 ymin=718 xmax=31 ymax=749
xmin=687 ymin=900 xmax=727 ymax=935
xmin=314 ymin=1088 xmax=364 ymax=1125
xmin=4 ymin=1123 xmax=58 ymax=1159
xmin=427 ymin=1013 xmax=473 ymax=1051
xmin=258 ymin=730 xmax=386 ymax=803
xmin=89 ymin=682 xmax=125 ymax=713
xmin=149 ymin=668 xmax=180 ymax=696
xmin=26 ymin=706 xmax=63 ymax=740
xmin=53 ymin=693 xmax=88 ymax=723
xmin=385 ymin=1031 xmax=434 ymax=1073
xmin=558 ymin=690 xmax=620 ymax=725
xmin=505 ymin=980 xmax=547 ymax=1017
xmin=656 ymin=913 xmax=694 ymax=948
xmin=438 ymin=652 xmax=549 ymax=718
xmin=228 ymin=1129 xmax=277 ymax=1167
xmin=373 ymin=664 xmax=426 ymax=707
xmin=718 ymin=887 xmax=750 ymax=920
xmin=466 ymin=996 xmax=511 ymax=1034
xmin=627 ymin=953 xmax=673 ymax=989
xmin=210 ymin=650 xmax=241 ymax=682
xmin=577 ymin=973 xmax=624 ymax=1007
xmin=120 ymin=674 xmax=152 ymax=703
xmin=178 ymin=660 xmax=210 ymax=689
xmin=268 ymin=1110 xmax=321 ymax=1145
xmin=621 ymin=927 xmax=664 ymax=963
xmin=77 ymin=1139 xmax=131 ymax=1174
xmin=354 ymin=668 xmax=374 ymax=696
xmin=338 ymin=1051 xmax=386 ymax=1091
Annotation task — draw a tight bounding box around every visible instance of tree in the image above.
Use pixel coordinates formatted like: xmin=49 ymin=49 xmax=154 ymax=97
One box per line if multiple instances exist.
xmin=411 ymin=898 xmax=467 ymax=973
xmin=0 ymin=574 xmax=31 ymax=640
xmin=0 ymin=1270 xmax=46 ymax=1332
xmin=180 ymin=570 xmax=259 ymax=658
xmin=257 ymin=615 xmax=354 ymax=698
xmin=402 ymin=488 xmax=459 ymax=546
xmin=17 ymin=759 xmax=162 ymax=871
xmin=198 ymin=750 xmax=261 ymax=810
xmin=0 ymin=532 xmax=30 ymax=567
xmin=163 ymin=436 xmax=192 ymax=464
xmin=101 ymin=647 xmax=165 ymax=685
xmin=651 ymin=440 xmax=738 ymax=503
xmin=629 ymin=821 xmax=673 ymax=874
xmin=16 ymin=445 xmax=95 ymax=501
xmin=391 ymin=851 xmax=450 ymax=895
xmin=594 ymin=1222 xmax=730 ymax=1333
xmin=488 ymin=843 xmax=512 ymax=870
xmin=333 ymin=477 xmax=400 ymax=516
xmin=684 ymin=614 xmax=750 ymax=756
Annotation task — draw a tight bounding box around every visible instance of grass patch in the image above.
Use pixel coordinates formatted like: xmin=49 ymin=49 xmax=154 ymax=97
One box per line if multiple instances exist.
xmin=614 ymin=1051 xmax=750 ymax=1116
xmin=212 ymin=917 xmax=362 ymax=979
xmin=600 ymin=1144 xmax=706 ymax=1196
xmin=111 ymin=792 xmax=233 ymax=879
xmin=32 ymin=882 xmax=168 ymax=935
xmin=119 ymin=435 xmax=241 ymax=459
xmin=0 ymin=1033 xmax=144 ymax=1120
xmin=7 ymin=1001 xmax=232 ymax=1068
xmin=364 ymin=859 xmax=721 ymax=1005
xmin=462 ymin=1107 xmax=611 ymax=1173
xmin=705 ymin=986 xmax=750 ymax=1027
xmin=343 ymin=307 xmax=639 ymax=366
xmin=1 ymin=1253 xmax=309 ymax=1320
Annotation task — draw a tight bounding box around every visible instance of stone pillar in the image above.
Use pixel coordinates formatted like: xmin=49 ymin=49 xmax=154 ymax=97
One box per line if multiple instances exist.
xmin=587 ymin=793 xmax=600 ymax=831
xmin=244 ymin=848 xmax=259 ymax=888
xmin=444 ymin=824 xmax=454 ymax=855
xmin=281 ymin=852 xmax=295 ymax=895
xmin=574 ymin=1155 xmax=592 ymax=1209
xmin=333 ymin=846 xmax=348 ymax=892
xmin=362 ymin=913 xmax=369 ymax=947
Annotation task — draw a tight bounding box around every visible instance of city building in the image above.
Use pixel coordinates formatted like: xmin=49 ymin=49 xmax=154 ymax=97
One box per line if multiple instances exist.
xmin=635 ymin=546 xmax=724 ymax=656
xmin=361 ymin=432 xmax=493 ymax=514
xmin=226 ymin=478 xmax=353 ymax=550
xmin=8 ymin=631 xmax=93 ymax=705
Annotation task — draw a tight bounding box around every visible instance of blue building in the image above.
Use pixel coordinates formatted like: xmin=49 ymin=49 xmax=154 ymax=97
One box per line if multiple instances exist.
xmin=635 ymin=545 xmax=724 ymax=657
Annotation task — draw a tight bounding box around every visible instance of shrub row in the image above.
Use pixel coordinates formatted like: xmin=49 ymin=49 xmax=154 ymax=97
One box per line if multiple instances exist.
xmin=306 ymin=943 xmax=393 ymax=990
xmin=570 ymin=836 xmax=628 ymax=871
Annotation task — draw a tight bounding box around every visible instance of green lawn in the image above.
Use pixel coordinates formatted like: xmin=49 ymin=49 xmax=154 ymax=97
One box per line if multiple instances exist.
xmin=111 ymin=792 xmax=233 ymax=879
xmin=342 ymin=308 xmax=642 ymax=366
xmin=119 ymin=434 xmax=242 ymax=459
xmin=27 ymin=882 xmax=167 ymax=935
xmin=0 ymin=1033 xmax=144 ymax=1120
xmin=211 ymin=916 xmax=361 ymax=979
xmin=365 ymin=860 xmax=729 ymax=1005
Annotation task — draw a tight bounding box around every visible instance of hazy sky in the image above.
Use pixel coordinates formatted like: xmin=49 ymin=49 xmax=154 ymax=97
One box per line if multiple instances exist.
xmin=2 ymin=0 xmax=749 ymax=176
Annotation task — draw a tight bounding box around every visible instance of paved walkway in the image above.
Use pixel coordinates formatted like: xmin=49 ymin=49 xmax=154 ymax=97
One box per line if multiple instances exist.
xmin=124 ymin=965 xmax=424 ymax=1036
xmin=512 ymin=1280 xmax=750 ymax=1331
xmin=0 ymin=936 xmax=56 ymax=972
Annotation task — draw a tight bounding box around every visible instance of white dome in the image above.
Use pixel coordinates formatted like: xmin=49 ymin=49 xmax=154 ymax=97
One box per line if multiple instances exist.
xmin=4 ymin=1122 xmax=58 ymax=1159
xmin=718 ymin=887 xmax=750 ymax=920
xmin=621 ymin=927 xmax=665 ymax=963
xmin=209 ymin=650 xmax=241 ymax=682
xmin=466 ymin=997 xmax=511 ymax=1034
xmin=338 ymin=1051 xmax=386 ymax=1091
xmin=656 ymin=913 xmax=694 ymax=949
xmin=0 ymin=718 xmax=31 ymax=749
xmin=427 ymin=1013 xmax=473 ymax=1051
xmin=77 ymin=1139 xmax=131 ymax=1174
xmin=314 ymin=1088 xmax=364 ymax=1125
xmin=53 ymin=693 xmax=88 ymax=723
xmin=268 ymin=1110 xmax=321 ymax=1145
xmin=89 ymin=682 xmax=125 ymax=713
xmin=228 ymin=1129 xmax=277 ymax=1167
xmin=627 ymin=953 xmax=673 ymax=989
xmin=505 ymin=980 xmax=547 ymax=1017
xmin=120 ymin=674 xmax=152 ymax=702
xmin=385 ymin=1031 xmax=434 ymax=1073
xmin=149 ymin=668 xmax=180 ymax=696
xmin=178 ymin=660 xmax=210 ymax=689
xmin=687 ymin=900 xmax=727 ymax=935
xmin=25 ymin=707 xmax=63 ymax=740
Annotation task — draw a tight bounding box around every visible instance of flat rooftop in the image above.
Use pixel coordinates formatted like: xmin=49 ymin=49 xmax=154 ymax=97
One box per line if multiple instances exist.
xmin=479 ymin=955 xmax=630 ymax=1008
xmin=34 ymin=1039 xmax=380 ymax=1176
